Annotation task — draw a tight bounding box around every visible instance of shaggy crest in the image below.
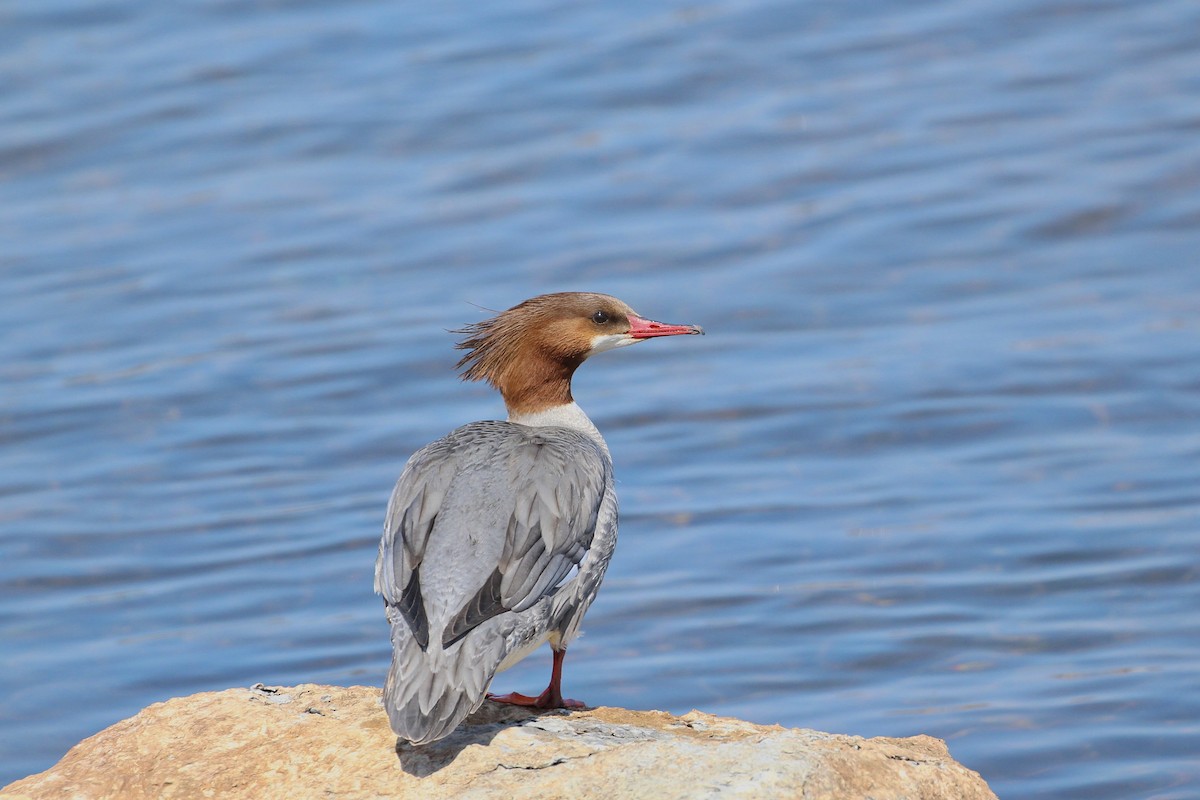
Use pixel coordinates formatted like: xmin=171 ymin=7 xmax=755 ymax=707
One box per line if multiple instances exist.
xmin=454 ymin=292 xmax=631 ymax=386
xmin=452 ymin=299 xmax=543 ymax=388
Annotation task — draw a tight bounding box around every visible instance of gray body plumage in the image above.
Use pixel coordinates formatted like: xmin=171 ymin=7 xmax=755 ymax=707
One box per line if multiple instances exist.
xmin=374 ymin=418 xmax=617 ymax=744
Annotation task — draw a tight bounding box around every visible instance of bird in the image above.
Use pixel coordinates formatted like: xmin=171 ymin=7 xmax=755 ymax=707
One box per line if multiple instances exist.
xmin=374 ymin=291 xmax=703 ymax=745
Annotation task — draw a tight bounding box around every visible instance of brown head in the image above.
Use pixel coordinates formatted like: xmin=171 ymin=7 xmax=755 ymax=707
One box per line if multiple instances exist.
xmin=454 ymin=292 xmax=704 ymax=417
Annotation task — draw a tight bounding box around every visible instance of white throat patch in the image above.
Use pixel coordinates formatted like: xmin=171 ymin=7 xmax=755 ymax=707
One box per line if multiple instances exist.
xmin=588 ymin=333 xmax=641 ymax=356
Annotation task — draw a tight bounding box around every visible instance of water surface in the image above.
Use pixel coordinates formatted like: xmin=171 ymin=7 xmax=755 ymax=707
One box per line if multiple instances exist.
xmin=3 ymin=1 xmax=1200 ymax=797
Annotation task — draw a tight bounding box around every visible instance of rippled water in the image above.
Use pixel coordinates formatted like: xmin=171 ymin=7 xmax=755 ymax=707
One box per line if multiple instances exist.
xmin=4 ymin=1 xmax=1200 ymax=797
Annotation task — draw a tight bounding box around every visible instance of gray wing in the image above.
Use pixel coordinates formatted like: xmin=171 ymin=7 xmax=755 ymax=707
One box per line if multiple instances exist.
xmin=373 ymin=435 xmax=458 ymax=651
xmin=375 ymin=421 xmax=610 ymax=652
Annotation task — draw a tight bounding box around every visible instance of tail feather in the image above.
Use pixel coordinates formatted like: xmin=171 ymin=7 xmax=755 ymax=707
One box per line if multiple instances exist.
xmin=383 ymin=623 xmax=499 ymax=745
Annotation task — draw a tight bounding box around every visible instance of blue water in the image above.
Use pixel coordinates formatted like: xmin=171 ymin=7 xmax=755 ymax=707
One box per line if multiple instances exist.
xmin=3 ymin=1 xmax=1200 ymax=796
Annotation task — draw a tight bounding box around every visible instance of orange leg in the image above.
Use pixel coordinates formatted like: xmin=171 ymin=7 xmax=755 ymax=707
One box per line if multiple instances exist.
xmin=488 ymin=648 xmax=585 ymax=709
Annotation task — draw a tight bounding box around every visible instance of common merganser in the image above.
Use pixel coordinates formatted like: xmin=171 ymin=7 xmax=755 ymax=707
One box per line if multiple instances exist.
xmin=375 ymin=292 xmax=703 ymax=745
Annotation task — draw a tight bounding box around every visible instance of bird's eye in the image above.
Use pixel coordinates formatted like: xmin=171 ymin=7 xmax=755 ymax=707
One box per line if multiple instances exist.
xmin=591 ymin=310 xmax=611 ymax=325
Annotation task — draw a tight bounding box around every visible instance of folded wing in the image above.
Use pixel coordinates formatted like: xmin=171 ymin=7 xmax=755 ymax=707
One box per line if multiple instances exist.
xmin=374 ymin=420 xmax=610 ymax=743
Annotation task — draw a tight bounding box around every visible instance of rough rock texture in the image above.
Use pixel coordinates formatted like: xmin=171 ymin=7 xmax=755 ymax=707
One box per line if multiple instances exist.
xmin=3 ymin=684 xmax=996 ymax=800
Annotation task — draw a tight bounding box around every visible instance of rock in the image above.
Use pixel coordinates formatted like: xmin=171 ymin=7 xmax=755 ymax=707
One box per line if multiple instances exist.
xmin=2 ymin=684 xmax=996 ymax=800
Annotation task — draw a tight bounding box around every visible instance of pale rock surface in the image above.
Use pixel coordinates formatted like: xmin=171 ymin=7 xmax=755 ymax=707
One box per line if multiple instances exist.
xmin=3 ymin=684 xmax=996 ymax=800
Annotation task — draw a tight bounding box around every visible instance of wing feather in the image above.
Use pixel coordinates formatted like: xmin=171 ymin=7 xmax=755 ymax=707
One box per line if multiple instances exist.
xmin=377 ymin=422 xmax=610 ymax=652
xmin=493 ymin=442 xmax=606 ymax=614
xmin=441 ymin=567 xmax=506 ymax=648
xmin=375 ymin=439 xmax=458 ymax=646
